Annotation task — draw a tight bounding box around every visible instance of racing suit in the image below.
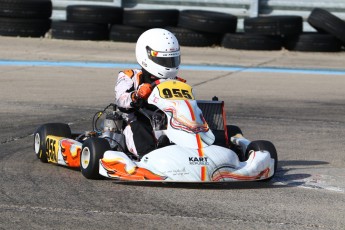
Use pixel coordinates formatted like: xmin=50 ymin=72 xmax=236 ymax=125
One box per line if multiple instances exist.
xmin=115 ymin=68 xmax=185 ymax=157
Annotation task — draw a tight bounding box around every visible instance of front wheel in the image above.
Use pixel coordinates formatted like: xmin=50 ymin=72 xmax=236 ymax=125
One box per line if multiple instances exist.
xmin=80 ymin=137 xmax=111 ymax=179
xmin=245 ymin=140 xmax=278 ymax=181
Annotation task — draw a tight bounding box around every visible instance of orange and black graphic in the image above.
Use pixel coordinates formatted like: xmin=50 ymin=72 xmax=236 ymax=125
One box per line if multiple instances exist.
xmin=101 ymin=159 xmax=167 ymax=181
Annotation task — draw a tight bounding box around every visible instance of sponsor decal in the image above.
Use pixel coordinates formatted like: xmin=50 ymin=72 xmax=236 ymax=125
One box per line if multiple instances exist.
xmin=189 ymin=156 xmax=209 ymax=165
xmin=163 ymin=168 xmax=189 ymax=177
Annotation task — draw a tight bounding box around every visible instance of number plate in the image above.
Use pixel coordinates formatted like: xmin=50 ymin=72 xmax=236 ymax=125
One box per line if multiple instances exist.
xmin=157 ymin=81 xmax=194 ymax=100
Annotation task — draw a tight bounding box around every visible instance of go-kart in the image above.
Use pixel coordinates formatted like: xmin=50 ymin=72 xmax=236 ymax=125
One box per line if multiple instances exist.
xmin=34 ymin=79 xmax=278 ymax=182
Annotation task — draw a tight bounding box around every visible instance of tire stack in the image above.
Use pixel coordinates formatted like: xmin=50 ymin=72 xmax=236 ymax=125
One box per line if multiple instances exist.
xmin=110 ymin=9 xmax=179 ymax=43
xmin=52 ymin=5 xmax=122 ymax=40
xmin=169 ymin=10 xmax=237 ymax=47
xmin=222 ymin=15 xmax=303 ymax=51
xmin=0 ymin=0 xmax=52 ymax=37
xmin=221 ymin=8 xmax=345 ymax=52
xmin=110 ymin=9 xmax=238 ymax=47
xmin=300 ymin=8 xmax=345 ymax=52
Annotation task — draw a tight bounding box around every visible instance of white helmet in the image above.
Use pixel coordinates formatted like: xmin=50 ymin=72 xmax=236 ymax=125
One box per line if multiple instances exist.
xmin=136 ymin=28 xmax=180 ymax=79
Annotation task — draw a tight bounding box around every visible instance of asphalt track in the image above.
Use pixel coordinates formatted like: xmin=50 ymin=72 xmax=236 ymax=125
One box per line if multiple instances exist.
xmin=0 ymin=37 xmax=345 ymax=229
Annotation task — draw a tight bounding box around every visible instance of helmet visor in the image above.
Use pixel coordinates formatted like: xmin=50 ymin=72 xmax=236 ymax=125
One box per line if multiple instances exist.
xmin=146 ymin=46 xmax=181 ymax=68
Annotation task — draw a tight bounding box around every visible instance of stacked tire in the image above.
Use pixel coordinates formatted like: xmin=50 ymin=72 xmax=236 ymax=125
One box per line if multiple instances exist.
xmin=52 ymin=5 xmax=123 ymax=40
xmin=109 ymin=9 xmax=179 ymax=43
xmin=110 ymin=9 xmax=238 ymax=47
xmin=222 ymin=8 xmax=345 ymax=52
xmin=172 ymin=10 xmax=237 ymax=47
xmin=222 ymin=15 xmax=303 ymax=51
xmin=0 ymin=0 xmax=52 ymax=37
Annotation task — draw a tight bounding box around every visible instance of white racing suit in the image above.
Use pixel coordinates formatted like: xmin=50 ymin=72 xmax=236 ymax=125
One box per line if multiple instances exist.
xmin=115 ymin=68 xmax=185 ymax=157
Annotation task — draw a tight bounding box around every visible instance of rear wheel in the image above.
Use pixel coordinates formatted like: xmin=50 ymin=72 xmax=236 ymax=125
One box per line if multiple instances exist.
xmin=34 ymin=123 xmax=72 ymax=163
xmin=245 ymin=140 xmax=278 ymax=181
xmin=80 ymin=137 xmax=111 ymax=179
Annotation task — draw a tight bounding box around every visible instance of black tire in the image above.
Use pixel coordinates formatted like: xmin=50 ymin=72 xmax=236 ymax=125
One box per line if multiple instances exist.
xmin=166 ymin=26 xmax=222 ymax=47
xmin=80 ymin=137 xmax=111 ymax=179
xmin=226 ymin=125 xmax=243 ymax=138
xmin=51 ymin=21 xmax=108 ymax=40
xmin=284 ymin=33 xmax=342 ymax=52
xmin=0 ymin=0 xmax=52 ymax=19
xmin=222 ymin=33 xmax=282 ymax=50
xmin=66 ymin=5 xmax=123 ymax=24
xmin=109 ymin=24 xmax=146 ymax=42
xmin=226 ymin=125 xmax=245 ymax=161
xmin=244 ymin=16 xmax=302 ymax=36
xmin=245 ymin=140 xmax=278 ymax=181
xmin=123 ymin=9 xmax=179 ymax=27
xmin=34 ymin=123 xmax=72 ymax=163
xmin=178 ymin=10 xmax=237 ymax=34
xmin=307 ymin=8 xmax=345 ymax=45
xmin=0 ymin=17 xmax=50 ymax=37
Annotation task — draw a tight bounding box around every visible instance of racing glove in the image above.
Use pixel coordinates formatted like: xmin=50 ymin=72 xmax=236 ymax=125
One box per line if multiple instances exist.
xmin=130 ymin=92 xmax=144 ymax=108
xmin=136 ymin=83 xmax=152 ymax=100
xmin=130 ymin=83 xmax=152 ymax=108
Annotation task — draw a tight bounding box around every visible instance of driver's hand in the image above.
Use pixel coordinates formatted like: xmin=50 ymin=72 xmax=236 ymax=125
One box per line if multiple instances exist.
xmin=137 ymin=83 xmax=152 ymax=100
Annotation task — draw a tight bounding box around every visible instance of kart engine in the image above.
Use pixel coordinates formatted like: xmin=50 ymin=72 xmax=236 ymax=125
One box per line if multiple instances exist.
xmin=100 ymin=112 xmax=126 ymax=151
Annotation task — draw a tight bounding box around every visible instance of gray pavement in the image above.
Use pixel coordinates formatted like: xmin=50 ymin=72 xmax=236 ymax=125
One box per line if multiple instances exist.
xmin=0 ymin=36 xmax=345 ymax=229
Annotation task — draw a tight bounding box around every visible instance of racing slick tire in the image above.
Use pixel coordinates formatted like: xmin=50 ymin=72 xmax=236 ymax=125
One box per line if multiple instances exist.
xmin=178 ymin=10 xmax=237 ymax=34
xmin=284 ymin=33 xmax=342 ymax=52
xmin=109 ymin=24 xmax=146 ymax=43
xmin=307 ymin=8 xmax=345 ymax=45
xmin=244 ymin=15 xmax=303 ymax=36
xmin=123 ymin=9 xmax=179 ymax=27
xmin=34 ymin=123 xmax=72 ymax=163
xmin=165 ymin=26 xmax=222 ymax=47
xmin=221 ymin=33 xmax=282 ymax=50
xmin=51 ymin=21 xmax=108 ymax=40
xmin=0 ymin=17 xmax=51 ymax=37
xmin=80 ymin=137 xmax=111 ymax=180
xmin=245 ymin=140 xmax=278 ymax=181
xmin=66 ymin=5 xmax=123 ymax=24
xmin=0 ymin=0 xmax=52 ymax=19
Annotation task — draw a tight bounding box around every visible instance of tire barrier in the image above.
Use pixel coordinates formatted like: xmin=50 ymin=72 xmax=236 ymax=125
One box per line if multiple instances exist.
xmin=284 ymin=33 xmax=342 ymax=52
xmin=221 ymin=33 xmax=283 ymax=51
xmin=244 ymin=16 xmax=303 ymax=36
xmin=51 ymin=21 xmax=109 ymax=41
xmin=307 ymin=8 xmax=345 ymax=45
xmin=178 ymin=10 xmax=237 ymax=34
xmin=66 ymin=5 xmax=123 ymax=24
xmin=0 ymin=3 xmax=344 ymax=52
xmin=0 ymin=0 xmax=51 ymax=37
xmin=52 ymin=5 xmax=123 ymax=40
xmin=123 ymin=9 xmax=179 ymax=28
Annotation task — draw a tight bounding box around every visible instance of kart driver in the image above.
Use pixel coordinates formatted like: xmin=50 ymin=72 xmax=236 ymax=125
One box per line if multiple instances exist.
xmin=115 ymin=28 xmax=186 ymax=158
